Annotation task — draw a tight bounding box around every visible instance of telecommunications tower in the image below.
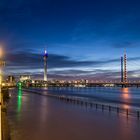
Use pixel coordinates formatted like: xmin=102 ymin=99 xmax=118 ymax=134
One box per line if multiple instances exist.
xmin=44 ymin=49 xmax=48 ymax=81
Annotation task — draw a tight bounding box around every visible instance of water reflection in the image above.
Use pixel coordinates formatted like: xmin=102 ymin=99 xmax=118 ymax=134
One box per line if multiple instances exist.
xmin=122 ymin=104 xmax=130 ymax=109
xmin=17 ymin=88 xmax=22 ymax=113
xmin=121 ymin=88 xmax=131 ymax=109
xmin=121 ymin=88 xmax=131 ymax=100
xmin=122 ymin=88 xmax=129 ymax=93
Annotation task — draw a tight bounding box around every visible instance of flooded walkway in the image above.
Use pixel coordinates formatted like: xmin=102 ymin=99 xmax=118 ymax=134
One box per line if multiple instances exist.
xmin=7 ymin=89 xmax=140 ymax=140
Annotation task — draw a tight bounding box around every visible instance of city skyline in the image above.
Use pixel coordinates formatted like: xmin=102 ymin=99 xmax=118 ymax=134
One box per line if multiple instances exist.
xmin=1 ymin=0 xmax=140 ymax=80
xmin=1 ymin=1 xmax=140 ymax=140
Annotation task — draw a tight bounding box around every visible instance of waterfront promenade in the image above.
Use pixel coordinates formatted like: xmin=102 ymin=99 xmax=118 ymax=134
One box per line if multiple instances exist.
xmin=7 ymin=88 xmax=140 ymax=140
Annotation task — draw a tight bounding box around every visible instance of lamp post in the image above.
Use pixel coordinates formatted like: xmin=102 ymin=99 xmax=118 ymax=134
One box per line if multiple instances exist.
xmin=0 ymin=47 xmax=5 ymax=104
xmin=0 ymin=60 xmax=5 ymax=102
xmin=0 ymin=47 xmax=5 ymax=140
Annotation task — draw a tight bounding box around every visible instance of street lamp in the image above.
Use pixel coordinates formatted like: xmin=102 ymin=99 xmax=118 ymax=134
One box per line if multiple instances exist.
xmin=0 ymin=47 xmax=5 ymax=94
xmin=0 ymin=47 xmax=3 ymax=58
xmin=0 ymin=47 xmax=5 ymax=140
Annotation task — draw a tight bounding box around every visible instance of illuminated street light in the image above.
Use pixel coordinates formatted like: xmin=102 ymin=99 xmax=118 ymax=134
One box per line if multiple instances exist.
xmin=0 ymin=46 xmax=5 ymax=140
xmin=0 ymin=47 xmax=3 ymax=58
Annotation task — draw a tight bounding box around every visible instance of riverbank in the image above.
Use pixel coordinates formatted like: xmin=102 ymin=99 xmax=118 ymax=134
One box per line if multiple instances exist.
xmin=1 ymin=88 xmax=10 ymax=140
xmin=1 ymin=109 xmax=10 ymax=140
xmin=7 ymin=89 xmax=140 ymax=140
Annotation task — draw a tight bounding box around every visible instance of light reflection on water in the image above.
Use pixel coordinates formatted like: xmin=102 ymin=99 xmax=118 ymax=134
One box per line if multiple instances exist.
xmin=122 ymin=88 xmax=129 ymax=94
xmin=121 ymin=88 xmax=131 ymax=109
xmin=122 ymin=104 xmax=130 ymax=109
xmin=16 ymin=88 xmax=22 ymax=120
xmin=17 ymin=88 xmax=22 ymax=113
xmin=121 ymin=88 xmax=131 ymax=100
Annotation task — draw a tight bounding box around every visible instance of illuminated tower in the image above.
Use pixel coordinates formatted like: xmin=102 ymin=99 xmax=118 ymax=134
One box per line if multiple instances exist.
xmin=121 ymin=57 xmax=124 ymax=83
xmin=44 ymin=50 xmax=48 ymax=81
xmin=124 ymin=52 xmax=127 ymax=83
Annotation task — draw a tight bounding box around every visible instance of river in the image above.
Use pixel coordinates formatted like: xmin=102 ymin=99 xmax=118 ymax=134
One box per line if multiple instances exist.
xmin=7 ymin=87 xmax=140 ymax=140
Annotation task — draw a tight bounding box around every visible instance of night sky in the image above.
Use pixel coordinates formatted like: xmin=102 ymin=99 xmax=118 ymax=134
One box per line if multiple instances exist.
xmin=1 ymin=0 xmax=140 ymax=80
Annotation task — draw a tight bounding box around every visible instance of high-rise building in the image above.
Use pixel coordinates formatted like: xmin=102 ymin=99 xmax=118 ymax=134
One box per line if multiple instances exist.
xmin=44 ymin=50 xmax=48 ymax=81
xmin=7 ymin=75 xmax=15 ymax=83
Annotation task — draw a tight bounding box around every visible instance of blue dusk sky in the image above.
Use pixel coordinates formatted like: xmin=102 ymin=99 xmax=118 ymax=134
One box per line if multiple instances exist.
xmin=1 ymin=0 xmax=140 ymax=80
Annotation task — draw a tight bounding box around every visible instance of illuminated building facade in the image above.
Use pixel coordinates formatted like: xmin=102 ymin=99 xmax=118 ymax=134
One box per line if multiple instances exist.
xmin=20 ymin=75 xmax=31 ymax=82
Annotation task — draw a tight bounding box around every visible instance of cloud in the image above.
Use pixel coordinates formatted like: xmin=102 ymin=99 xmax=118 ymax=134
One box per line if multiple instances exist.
xmin=5 ymin=51 xmax=140 ymax=69
xmin=5 ymin=51 xmax=120 ymax=71
xmin=4 ymin=51 xmax=140 ymax=80
xmin=46 ymin=70 xmax=140 ymax=80
xmin=113 ymin=42 xmax=133 ymax=48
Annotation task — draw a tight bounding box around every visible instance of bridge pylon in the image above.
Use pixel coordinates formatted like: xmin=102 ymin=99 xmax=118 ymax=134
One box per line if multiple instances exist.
xmin=124 ymin=52 xmax=127 ymax=83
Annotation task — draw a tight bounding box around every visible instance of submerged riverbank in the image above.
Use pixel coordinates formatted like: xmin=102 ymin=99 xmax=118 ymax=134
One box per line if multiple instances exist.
xmin=22 ymin=88 xmax=140 ymax=118
xmin=7 ymin=88 xmax=140 ymax=140
xmin=24 ymin=87 xmax=140 ymax=109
